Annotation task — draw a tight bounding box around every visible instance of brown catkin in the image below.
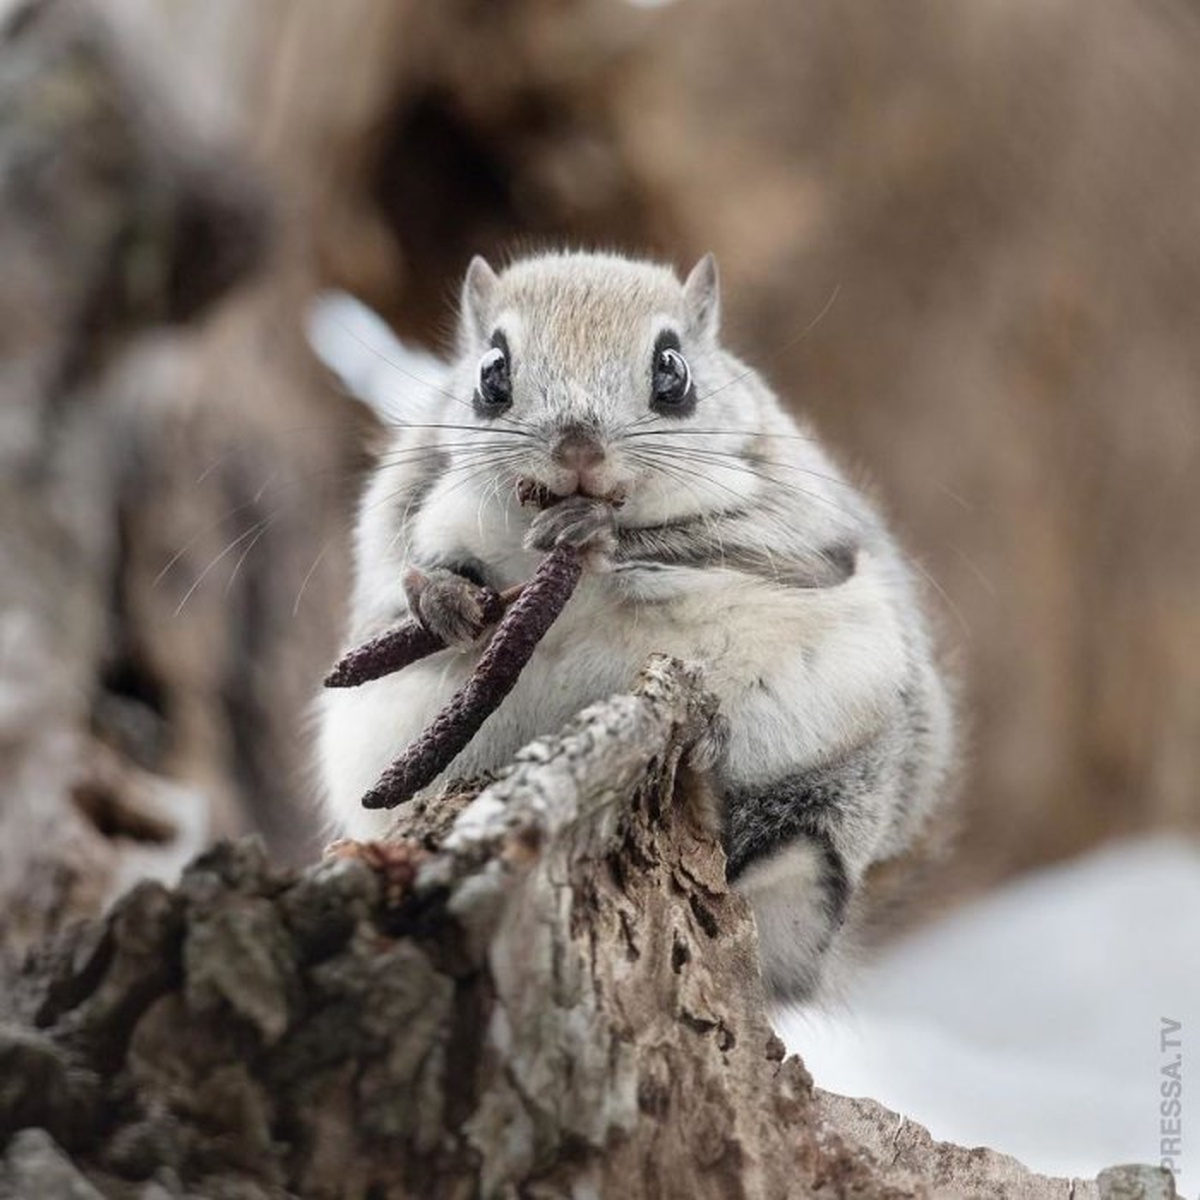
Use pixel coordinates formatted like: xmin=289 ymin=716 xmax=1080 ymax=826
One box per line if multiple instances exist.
xmin=324 ymin=623 xmax=444 ymax=689
xmin=323 ymin=589 xmax=505 ymax=688
xmin=361 ymin=544 xmax=583 ymax=809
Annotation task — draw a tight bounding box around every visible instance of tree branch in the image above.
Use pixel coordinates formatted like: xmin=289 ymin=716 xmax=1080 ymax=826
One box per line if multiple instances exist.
xmin=2 ymin=655 xmax=1153 ymax=1198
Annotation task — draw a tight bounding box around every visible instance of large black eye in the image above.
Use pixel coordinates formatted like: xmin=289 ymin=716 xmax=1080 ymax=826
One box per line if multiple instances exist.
xmin=475 ymin=332 xmax=512 ymax=415
xmin=650 ymin=331 xmax=695 ymax=416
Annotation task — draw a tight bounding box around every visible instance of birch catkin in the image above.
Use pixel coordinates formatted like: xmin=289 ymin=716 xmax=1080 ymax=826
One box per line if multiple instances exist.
xmin=323 ymin=588 xmax=505 ymax=688
xmin=360 ymin=543 xmax=583 ymax=809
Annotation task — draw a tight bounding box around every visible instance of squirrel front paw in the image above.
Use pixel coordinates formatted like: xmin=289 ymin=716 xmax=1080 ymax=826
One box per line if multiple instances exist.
xmin=403 ymin=567 xmax=502 ymax=648
xmin=523 ymin=495 xmax=618 ymax=559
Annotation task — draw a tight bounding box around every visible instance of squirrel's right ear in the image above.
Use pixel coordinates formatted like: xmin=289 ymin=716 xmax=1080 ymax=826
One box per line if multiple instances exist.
xmin=460 ymin=255 xmax=499 ymax=347
xmin=683 ymin=253 xmax=720 ymax=339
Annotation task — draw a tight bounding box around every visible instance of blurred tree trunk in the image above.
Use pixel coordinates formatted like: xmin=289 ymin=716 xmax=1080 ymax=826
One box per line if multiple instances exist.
xmin=0 ymin=0 xmax=420 ymax=959
xmin=0 ymin=0 xmax=269 ymax=956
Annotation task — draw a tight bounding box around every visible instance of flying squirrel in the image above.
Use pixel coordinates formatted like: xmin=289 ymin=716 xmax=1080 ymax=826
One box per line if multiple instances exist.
xmin=316 ymin=250 xmax=956 ymax=1002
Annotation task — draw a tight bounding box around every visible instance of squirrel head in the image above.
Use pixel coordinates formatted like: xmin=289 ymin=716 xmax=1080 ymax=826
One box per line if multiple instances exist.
xmin=447 ymin=250 xmax=775 ymax=526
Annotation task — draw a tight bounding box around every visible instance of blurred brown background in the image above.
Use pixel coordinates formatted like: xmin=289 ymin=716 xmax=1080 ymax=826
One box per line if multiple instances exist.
xmin=3 ymin=0 xmax=1198 ymax=954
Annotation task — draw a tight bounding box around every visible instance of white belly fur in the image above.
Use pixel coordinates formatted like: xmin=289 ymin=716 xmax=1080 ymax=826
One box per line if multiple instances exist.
xmin=319 ymin=553 xmax=906 ymax=842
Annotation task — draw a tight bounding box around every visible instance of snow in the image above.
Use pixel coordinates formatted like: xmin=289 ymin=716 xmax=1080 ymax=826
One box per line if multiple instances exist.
xmin=779 ymin=836 xmax=1200 ymax=1189
xmin=306 ymin=291 xmax=448 ymax=427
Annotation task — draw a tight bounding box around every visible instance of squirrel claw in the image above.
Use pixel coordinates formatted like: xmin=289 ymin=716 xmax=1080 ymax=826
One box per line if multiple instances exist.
xmin=524 ymin=494 xmax=618 ymax=559
xmin=404 ymin=567 xmax=501 ymax=648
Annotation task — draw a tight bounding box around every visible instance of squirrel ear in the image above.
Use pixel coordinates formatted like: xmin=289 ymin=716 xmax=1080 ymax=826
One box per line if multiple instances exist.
xmin=460 ymin=255 xmax=498 ymax=346
xmin=682 ymin=253 xmax=720 ymax=338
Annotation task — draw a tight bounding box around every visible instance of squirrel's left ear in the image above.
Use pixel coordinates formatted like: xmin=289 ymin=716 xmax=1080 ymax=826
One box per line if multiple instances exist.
xmin=683 ymin=253 xmax=720 ymax=339
xmin=460 ymin=255 xmax=499 ymax=348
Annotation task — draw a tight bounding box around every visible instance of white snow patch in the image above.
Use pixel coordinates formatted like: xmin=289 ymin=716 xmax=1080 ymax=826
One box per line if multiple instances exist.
xmin=306 ymin=291 xmax=448 ymax=427
xmin=779 ymin=836 xmax=1200 ymax=1187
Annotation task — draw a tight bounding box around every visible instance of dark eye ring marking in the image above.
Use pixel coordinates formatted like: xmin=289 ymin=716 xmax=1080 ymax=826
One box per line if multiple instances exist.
xmin=475 ymin=330 xmax=512 ymax=416
xmin=650 ymin=330 xmax=696 ymax=417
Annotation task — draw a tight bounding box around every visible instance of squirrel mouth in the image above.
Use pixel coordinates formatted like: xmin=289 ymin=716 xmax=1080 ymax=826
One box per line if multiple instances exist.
xmin=516 ymin=477 xmax=627 ymax=510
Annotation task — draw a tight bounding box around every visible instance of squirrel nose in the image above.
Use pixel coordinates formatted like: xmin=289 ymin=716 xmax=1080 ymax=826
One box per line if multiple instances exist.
xmin=551 ymin=428 xmax=606 ymax=471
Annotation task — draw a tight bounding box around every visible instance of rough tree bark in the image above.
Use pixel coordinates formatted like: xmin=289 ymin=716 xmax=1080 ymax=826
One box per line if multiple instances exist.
xmin=2 ymin=656 xmax=1151 ymax=1199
